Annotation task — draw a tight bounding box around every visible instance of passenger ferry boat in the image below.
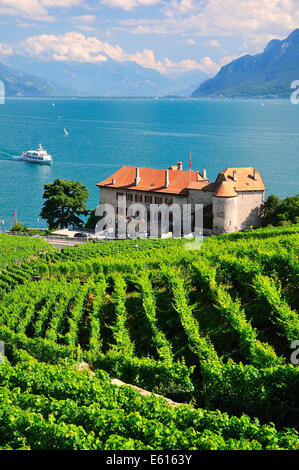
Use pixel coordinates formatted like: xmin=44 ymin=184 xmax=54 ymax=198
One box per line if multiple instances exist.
xmin=21 ymin=145 xmax=52 ymax=165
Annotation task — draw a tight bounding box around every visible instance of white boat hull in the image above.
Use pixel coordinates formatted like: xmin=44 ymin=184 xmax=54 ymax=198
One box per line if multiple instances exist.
xmin=21 ymin=156 xmax=52 ymax=165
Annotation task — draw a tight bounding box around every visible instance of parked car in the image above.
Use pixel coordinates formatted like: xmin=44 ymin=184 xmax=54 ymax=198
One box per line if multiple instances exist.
xmin=74 ymin=232 xmax=88 ymax=238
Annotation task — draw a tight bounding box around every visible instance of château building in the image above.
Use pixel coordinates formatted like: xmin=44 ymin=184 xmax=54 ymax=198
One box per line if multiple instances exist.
xmin=97 ymin=162 xmax=266 ymax=234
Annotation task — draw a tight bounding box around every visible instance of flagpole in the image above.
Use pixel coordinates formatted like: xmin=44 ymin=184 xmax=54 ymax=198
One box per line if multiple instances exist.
xmin=189 ymin=152 xmax=192 ymax=185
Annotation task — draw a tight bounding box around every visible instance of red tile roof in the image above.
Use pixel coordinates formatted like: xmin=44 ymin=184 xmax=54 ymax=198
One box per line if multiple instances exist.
xmin=187 ymin=181 xmax=217 ymax=192
xmin=97 ymin=166 xmax=206 ymax=195
xmin=216 ymin=167 xmax=265 ymax=192
xmin=97 ymin=165 xmax=266 ymax=197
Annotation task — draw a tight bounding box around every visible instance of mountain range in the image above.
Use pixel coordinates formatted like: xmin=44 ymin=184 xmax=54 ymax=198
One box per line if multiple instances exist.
xmin=1 ymin=55 xmax=206 ymax=98
xmin=192 ymin=29 xmax=299 ymax=98
xmin=2 ymin=28 xmax=299 ymax=98
xmin=0 ymin=62 xmax=69 ymax=97
xmin=6 ymin=56 xmax=174 ymax=97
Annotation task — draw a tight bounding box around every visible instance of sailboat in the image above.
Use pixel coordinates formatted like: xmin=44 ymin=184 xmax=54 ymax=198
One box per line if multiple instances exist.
xmin=64 ymin=128 xmax=69 ymax=136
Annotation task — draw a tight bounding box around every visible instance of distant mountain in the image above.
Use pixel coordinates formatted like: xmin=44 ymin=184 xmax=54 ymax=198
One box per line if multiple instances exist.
xmin=192 ymin=29 xmax=299 ymax=98
xmin=167 ymin=69 xmax=209 ymax=97
xmin=7 ymin=56 xmax=173 ymax=97
xmin=0 ymin=62 xmax=70 ymax=97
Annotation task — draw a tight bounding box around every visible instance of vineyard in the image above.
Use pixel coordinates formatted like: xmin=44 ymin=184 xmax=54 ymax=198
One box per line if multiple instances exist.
xmin=0 ymin=226 xmax=298 ymax=450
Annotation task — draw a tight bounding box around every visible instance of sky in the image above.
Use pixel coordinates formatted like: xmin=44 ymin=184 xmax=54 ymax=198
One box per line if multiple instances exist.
xmin=0 ymin=0 xmax=299 ymax=77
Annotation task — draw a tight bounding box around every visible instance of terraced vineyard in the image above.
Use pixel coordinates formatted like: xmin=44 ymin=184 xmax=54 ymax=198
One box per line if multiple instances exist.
xmin=0 ymin=226 xmax=298 ymax=450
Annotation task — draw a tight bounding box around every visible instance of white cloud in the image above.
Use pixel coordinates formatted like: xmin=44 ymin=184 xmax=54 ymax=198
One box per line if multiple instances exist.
xmin=166 ymin=0 xmax=197 ymax=15
xmin=0 ymin=0 xmax=82 ymax=22
xmin=129 ymin=48 xmax=164 ymax=72
xmin=186 ymin=38 xmax=196 ymax=45
xmin=163 ymin=56 xmax=219 ymax=75
xmin=21 ymin=32 xmax=108 ymax=62
xmin=19 ymin=31 xmax=218 ymax=75
xmin=0 ymin=43 xmax=13 ymax=56
xmin=208 ymin=39 xmax=220 ymax=47
xmin=70 ymin=14 xmax=97 ymax=31
xmin=101 ymin=0 xmax=160 ymax=11
xmin=70 ymin=15 xmax=96 ymax=23
xmin=74 ymin=24 xmax=97 ymax=32
xmin=220 ymin=54 xmax=240 ymax=66
xmin=119 ymin=0 xmax=299 ymax=47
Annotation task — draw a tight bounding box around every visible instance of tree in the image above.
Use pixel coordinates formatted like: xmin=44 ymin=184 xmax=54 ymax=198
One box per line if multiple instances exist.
xmin=260 ymin=195 xmax=281 ymax=226
xmin=40 ymin=179 xmax=90 ymax=230
xmin=261 ymin=194 xmax=299 ymax=226
xmin=85 ymin=209 xmax=100 ymax=229
xmin=10 ymin=222 xmax=28 ymax=232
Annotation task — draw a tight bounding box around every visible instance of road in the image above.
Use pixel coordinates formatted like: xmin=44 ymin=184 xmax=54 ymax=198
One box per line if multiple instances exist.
xmin=45 ymin=238 xmax=88 ymax=249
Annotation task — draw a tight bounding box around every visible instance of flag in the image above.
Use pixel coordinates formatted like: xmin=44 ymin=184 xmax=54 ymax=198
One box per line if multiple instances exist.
xmin=12 ymin=210 xmax=16 ymax=223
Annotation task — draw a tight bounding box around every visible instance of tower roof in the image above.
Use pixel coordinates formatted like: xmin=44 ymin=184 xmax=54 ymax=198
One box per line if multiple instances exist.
xmin=213 ymin=181 xmax=238 ymax=198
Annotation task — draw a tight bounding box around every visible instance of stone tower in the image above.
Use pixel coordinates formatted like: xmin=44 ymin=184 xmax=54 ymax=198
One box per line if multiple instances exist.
xmin=212 ymin=181 xmax=238 ymax=234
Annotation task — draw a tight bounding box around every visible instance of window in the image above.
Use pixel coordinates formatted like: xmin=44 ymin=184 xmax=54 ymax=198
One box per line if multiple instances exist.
xmin=155 ymin=196 xmax=162 ymax=204
xmin=165 ymin=197 xmax=173 ymax=205
xmin=126 ymin=193 xmax=133 ymax=201
xmin=145 ymin=195 xmax=152 ymax=203
xmin=135 ymin=194 xmax=143 ymax=202
xmin=116 ymin=192 xmax=124 ymax=200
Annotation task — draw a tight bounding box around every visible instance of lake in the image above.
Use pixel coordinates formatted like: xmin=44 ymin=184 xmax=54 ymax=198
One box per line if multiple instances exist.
xmin=0 ymin=98 xmax=298 ymax=228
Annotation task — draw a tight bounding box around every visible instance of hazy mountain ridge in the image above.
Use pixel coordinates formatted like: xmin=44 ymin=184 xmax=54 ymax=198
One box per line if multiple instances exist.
xmin=192 ymin=29 xmax=299 ymax=98
xmin=3 ymin=55 xmax=209 ymax=97
xmin=0 ymin=62 xmax=71 ymax=97
xmin=6 ymin=57 xmax=174 ymax=97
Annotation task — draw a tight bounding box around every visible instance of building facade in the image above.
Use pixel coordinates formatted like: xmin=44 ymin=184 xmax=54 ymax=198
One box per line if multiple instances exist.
xmin=97 ymin=163 xmax=266 ymax=235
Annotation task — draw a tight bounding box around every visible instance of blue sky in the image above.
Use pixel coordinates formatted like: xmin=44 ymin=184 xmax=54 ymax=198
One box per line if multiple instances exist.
xmin=0 ymin=0 xmax=298 ymax=77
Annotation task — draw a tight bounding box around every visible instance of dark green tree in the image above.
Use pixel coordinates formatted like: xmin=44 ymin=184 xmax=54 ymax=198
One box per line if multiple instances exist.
xmin=260 ymin=195 xmax=281 ymax=226
xmin=40 ymin=179 xmax=90 ymax=229
xmin=280 ymin=195 xmax=299 ymax=224
xmin=261 ymin=194 xmax=299 ymax=226
xmin=85 ymin=209 xmax=100 ymax=229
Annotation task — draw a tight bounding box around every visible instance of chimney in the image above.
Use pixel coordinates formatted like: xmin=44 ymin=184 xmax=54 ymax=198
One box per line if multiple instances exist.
xmin=177 ymin=161 xmax=183 ymax=171
xmin=165 ymin=169 xmax=169 ymax=188
xmin=253 ymin=169 xmax=257 ymax=181
xmin=233 ymin=170 xmax=237 ymax=182
xmin=112 ymin=178 xmax=115 ymax=185
xmin=202 ymin=167 xmax=207 ymax=179
xmin=135 ymin=167 xmax=141 ymax=186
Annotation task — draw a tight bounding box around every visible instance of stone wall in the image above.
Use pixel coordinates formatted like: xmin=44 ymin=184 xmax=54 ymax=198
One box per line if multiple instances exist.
xmin=100 ymin=187 xmax=188 ymax=218
xmin=99 ymin=187 xmax=265 ymax=235
xmin=236 ymin=191 xmax=264 ymax=230
xmin=187 ymin=190 xmax=213 ymax=208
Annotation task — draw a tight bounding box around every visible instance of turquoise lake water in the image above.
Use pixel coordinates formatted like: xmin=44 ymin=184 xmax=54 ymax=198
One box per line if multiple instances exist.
xmin=0 ymin=98 xmax=298 ymax=228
